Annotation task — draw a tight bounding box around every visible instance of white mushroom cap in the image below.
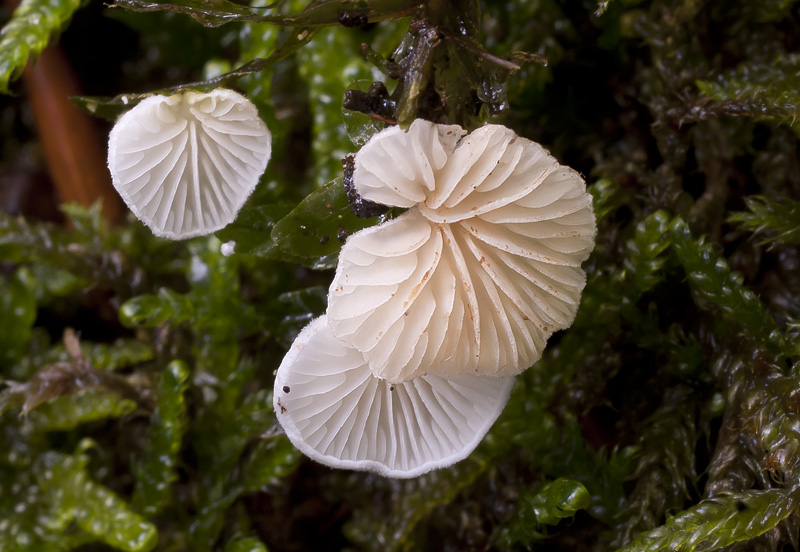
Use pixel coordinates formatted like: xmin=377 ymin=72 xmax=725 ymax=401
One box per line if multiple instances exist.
xmin=108 ymin=89 xmax=271 ymax=239
xmin=328 ymin=120 xmax=595 ymax=383
xmin=273 ymin=315 xmax=514 ymax=478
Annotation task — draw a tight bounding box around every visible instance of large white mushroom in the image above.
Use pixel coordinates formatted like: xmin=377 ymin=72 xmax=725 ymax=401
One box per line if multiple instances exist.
xmin=328 ymin=120 xmax=596 ymax=383
xmin=108 ymin=89 xmax=271 ymax=240
xmin=273 ymin=316 xmax=514 ymax=478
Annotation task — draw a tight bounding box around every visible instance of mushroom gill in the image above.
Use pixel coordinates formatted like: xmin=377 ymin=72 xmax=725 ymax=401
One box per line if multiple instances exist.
xmin=108 ymin=89 xmax=271 ymax=240
xmin=273 ymin=316 xmax=514 ymax=478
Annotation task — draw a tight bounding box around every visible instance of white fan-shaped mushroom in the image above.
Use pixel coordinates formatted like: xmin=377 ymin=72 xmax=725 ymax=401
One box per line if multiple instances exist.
xmin=328 ymin=120 xmax=595 ymax=383
xmin=108 ymin=89 xmax=271 ymax=239
xmin=273 ymin=316 xmax=514 ymax=478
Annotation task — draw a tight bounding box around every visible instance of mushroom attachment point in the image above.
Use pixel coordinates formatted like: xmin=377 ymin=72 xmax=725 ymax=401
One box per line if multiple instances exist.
xmin=108 ymin=89 xmax=271 ymax=239
xmin=328 ymin=120 xmax=596 ymax=383
xmin=273 ymin=316 xmax=514 ymax=478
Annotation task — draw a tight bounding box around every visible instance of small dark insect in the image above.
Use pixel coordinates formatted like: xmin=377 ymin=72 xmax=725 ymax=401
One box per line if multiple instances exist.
xmin=390 ymin=386 xmax=395 ymax=392
xmin=343 ymin=154 xmax=390 ymax=218
xmin=338 ymin=11 xmax=369 ymax=28
xmin=283 ymin=385 xmax=291 ymax=393
xmin=319 ymin=235 xmax=330 ymax=245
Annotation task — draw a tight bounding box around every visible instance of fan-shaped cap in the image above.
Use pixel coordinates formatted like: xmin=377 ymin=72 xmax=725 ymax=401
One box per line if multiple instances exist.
xmin=273 ymin=315 xmax=514 ymax=478
xmin=328 ymin=120 xmax=596 ymax=383
xmin=108 ymin=89 xmax=271 ymax=239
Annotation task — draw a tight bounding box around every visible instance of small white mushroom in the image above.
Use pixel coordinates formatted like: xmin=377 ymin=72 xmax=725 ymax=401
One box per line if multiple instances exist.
xmin=327 ymin=120 xmax=596 ymax=383
xmin=108 ymin=89 xmax=271 ymax=239
xmin=273 ymin=315 xmax=514 ymax=478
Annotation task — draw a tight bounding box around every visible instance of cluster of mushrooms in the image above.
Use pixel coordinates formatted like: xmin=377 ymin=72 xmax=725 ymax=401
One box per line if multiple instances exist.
xmin=107 ymin=89 xmax=597 ymax=478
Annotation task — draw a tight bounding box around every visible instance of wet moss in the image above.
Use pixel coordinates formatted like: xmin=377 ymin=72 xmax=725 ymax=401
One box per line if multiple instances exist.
xmin=1 ymin=0 xmax=800 ymax=550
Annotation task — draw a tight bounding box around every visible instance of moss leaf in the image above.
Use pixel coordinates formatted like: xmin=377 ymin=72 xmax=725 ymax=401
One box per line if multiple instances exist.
xmin=620 ymin=489 xmax=800 ymax=552
xmin=499 ymin=478 xmax=590 ymax=546
xmin=729 ymin=195 xmax=800 ymax=246
xmin=133 ymin=360 xmax=190 ymax=517
xmin=36 ymin=447 xmax=158 ymax=551
xmin=669 ymin=217 xmax=787 ymax=357
xmin=27 ymin=391 xmax=137 ymax=431
xmin=0 ymin=0 xmax=85 ymax=94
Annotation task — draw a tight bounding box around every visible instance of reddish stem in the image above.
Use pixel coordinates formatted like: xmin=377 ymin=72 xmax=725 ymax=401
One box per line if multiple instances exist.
xmin=4 ymin=0 xmax=123 ymax=224
xmin=22 ymin=45 xmax=123 ymax=223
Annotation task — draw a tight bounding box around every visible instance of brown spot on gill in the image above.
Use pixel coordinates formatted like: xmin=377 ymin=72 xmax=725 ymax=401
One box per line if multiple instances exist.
xmin=406 ymin=264 xmax=434 ymax=305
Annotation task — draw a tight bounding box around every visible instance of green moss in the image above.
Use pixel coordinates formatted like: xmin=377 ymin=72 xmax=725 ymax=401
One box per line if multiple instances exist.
xmin=0 ymin=0 xmax=86 ymax=94
xmin=619 ymin=489 xmax=800 ymax=552
xmin=2 ymin=0 xmax=800 ymax=550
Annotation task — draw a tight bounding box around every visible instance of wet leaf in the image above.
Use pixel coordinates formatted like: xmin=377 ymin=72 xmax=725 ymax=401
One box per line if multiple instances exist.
xmin=670 ymin=217 xmax=787 ymax=358
xmin=270 ymin=177 xmax=382 ymax=269
xmin=119 ymin=288 xmax=196 ymax=328
xmin=499 ymin=478 xmax=590 ymax=546
xmin=620 ymin=489 xmax=800 ymax=552
xmin=0 ymin=0 xmax=86 ymax=94
xmin=133 ymin=360 xmax=190 ymax=516
xmin=239 ymin=437 xmax=301 ymax=493
xmin=27 ymin=391 xmax=137 ymax=431
xmin=36 ymin=447 xmax=158 ymax=551
xmin=214 ymin=202 xmax=295 ymax=259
